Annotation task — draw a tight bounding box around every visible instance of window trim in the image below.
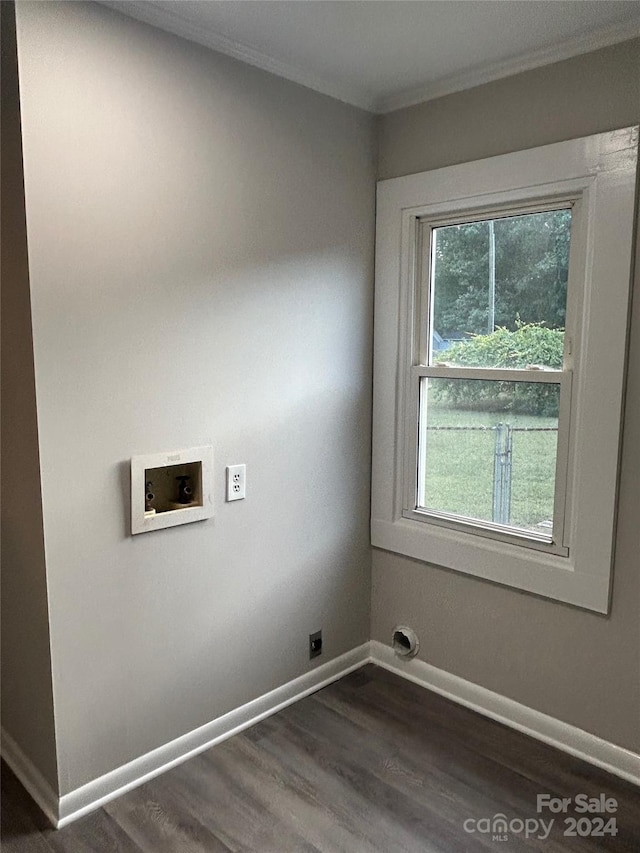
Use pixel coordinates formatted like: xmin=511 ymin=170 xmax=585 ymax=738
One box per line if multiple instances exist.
xmin=371 ymin=128 xmax=638 ymax=613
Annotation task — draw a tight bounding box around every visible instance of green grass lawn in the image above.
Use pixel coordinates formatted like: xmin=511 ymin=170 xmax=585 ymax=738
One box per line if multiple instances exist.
xmin=421 ymin=403 xmax=558 ymax=530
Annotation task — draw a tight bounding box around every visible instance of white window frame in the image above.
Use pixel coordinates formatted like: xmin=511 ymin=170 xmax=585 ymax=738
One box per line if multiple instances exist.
xmin=371 ymin=128 xmax=638 ymax=613
xmin=406 ymin=201 xmax=574 ymax=555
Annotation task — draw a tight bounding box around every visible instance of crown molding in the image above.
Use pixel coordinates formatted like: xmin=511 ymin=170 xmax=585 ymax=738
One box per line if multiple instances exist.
xmin=100 ymin=2 xmax=639 ymax=116
xmin=99 ymin=1 xmax=377 ymax=112
xmin=376 ymin=17 xmax=640 ymax=114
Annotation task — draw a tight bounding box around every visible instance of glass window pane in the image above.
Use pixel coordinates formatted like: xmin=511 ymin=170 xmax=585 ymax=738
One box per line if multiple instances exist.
xmin=429 ymin=209 xmax=571 ymax=368
xmin=418 ymin=378 xmax=560 ymax=537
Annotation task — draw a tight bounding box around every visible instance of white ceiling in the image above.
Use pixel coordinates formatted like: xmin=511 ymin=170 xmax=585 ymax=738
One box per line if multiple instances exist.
xmin=102 ymin=1 xmax=640 ymax=113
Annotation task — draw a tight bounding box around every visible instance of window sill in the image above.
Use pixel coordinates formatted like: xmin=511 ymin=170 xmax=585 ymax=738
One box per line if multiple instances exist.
xmin=371 ymin=516 xmax=610 ymax=613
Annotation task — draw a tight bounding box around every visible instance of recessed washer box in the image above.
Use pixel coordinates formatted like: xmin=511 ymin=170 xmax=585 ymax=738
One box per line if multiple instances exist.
xmin=131 ymin=446 xmax=214 ymax=534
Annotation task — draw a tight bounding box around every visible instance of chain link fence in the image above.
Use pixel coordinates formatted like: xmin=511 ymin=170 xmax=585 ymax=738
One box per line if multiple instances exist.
xmin=425 ymin=424 xmax=558 ymax=528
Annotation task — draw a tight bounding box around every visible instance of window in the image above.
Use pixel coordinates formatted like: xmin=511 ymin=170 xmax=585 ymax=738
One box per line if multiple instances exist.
xmin=372 ymin=128 xmax=638 ymax=612
xmin=408 ymin=206 xmax=571 ymax=552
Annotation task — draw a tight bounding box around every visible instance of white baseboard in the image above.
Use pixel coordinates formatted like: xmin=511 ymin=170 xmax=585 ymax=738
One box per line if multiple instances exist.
xmin=1 ymin=728 xmax=59 ymax=826
xmin=369 ymin=640 xmax=640 ymax=788
xmin=7 ymin=640 xmax=638 ymax=830
xmin=56 ymin=643 xmax=370 ymax=828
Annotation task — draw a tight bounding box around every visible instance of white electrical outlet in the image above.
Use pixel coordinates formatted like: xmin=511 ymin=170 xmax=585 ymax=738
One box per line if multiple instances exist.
xmin=226 ymin=464 xmax=246 ymax=501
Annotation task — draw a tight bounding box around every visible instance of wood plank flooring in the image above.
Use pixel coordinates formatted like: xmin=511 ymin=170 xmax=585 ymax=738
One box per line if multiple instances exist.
xmin=2 ymin=665 xmax=639 ymax=851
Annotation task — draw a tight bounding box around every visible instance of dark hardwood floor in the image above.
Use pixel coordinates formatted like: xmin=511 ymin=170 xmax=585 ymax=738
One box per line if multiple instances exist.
xmin=2 ymin=665 xmax=639 ymax=852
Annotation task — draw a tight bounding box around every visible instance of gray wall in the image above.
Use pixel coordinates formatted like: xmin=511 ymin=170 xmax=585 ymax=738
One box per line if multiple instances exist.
xmin=15 ymin=1 xmax=375 ymax=793
xmin=375 ymin=39 xmax=640 ymax=752
xmin=378 ymin=38 xmax=640 ymax=180
xmin=9 ymin=0 xmax=640 ymax=799
xmin=1 ymin=1 xmax=58 ymax=793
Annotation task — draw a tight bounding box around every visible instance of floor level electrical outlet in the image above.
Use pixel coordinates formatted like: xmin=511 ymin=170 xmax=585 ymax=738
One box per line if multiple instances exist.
xmin=309 ymin=630 xmax=323 ymax=659
xmin=226 ymin=464 xmax=246 ymax=501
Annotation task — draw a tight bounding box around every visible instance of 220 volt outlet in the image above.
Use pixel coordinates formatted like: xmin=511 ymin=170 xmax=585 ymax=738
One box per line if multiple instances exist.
xmin=309 ymin=630 xmax=322 ymax=659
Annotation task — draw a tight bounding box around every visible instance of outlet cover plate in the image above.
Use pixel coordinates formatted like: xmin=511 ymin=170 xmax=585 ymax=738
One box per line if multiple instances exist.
xmin=309 ymin=630 xmax=323 ymax=659
xmin=226 ymin=464 xmax=246 ymax=501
